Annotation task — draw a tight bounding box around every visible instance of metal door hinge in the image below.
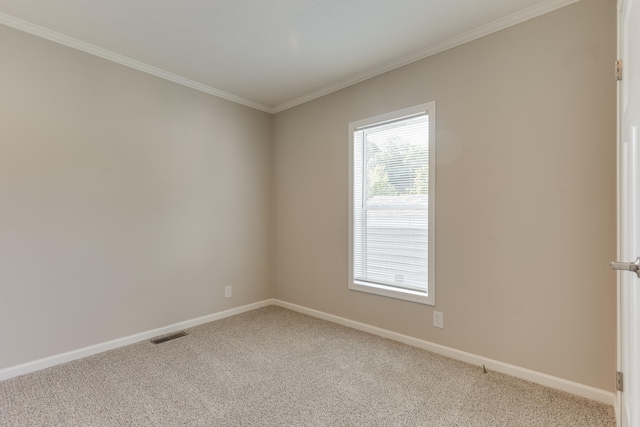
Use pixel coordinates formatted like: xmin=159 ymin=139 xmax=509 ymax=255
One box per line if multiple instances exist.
xmin=617 ymin=371 xmax=624 ymax=392
xmin=615 ymin=60 xmax=623 ymax=81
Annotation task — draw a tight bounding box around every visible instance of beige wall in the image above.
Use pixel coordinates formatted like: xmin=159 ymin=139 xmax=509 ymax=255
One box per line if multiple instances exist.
xmin=273 ymin=0 xmax=617 ymax=391
xmin=0 ymin=0 xmax=617 ymax=393
xmin=0 ymin=25 xmax=273 ymax=369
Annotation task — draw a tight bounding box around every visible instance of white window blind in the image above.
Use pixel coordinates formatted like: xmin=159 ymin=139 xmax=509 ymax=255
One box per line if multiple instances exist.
xmin=349 ymin=102 xmax=435 ymax=304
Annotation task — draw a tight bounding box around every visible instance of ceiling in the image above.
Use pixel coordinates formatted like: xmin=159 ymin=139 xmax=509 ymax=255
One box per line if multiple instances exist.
xmin=0 ymin=0 xmax=580 ymax=113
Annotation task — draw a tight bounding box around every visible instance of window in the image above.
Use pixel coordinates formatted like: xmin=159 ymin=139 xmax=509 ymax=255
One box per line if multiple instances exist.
xmin=349 ymin=103 xmax=435 ymax=305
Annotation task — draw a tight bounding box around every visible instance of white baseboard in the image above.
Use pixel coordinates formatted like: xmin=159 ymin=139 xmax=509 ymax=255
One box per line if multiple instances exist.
xmin=273 ymin=299 xmax=616 ymax=407
xmin=0 ymin=299 xmax=275 ymax=382
xmin=0 ymin=297 xmax=616 ymax=410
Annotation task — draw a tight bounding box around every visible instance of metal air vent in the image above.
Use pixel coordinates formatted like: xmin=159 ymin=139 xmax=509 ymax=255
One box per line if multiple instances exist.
xmin=150 ymin=331 xmax=188 ymax=344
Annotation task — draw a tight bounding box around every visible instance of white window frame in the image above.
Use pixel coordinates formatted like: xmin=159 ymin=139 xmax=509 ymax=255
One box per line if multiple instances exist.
xmin=348 ymin=102 xmax=436 ymax=305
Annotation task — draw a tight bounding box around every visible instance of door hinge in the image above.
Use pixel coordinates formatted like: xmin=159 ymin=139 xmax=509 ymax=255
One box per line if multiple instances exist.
xmin=617 ymin=371 xmax=624 ymax=392
xmin=615 ymin=60 xmax=623 ymax=81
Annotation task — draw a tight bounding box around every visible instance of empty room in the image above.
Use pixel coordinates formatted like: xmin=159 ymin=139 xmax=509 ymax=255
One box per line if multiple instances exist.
xmin=1 ymin=0 xmax=636 ymax=425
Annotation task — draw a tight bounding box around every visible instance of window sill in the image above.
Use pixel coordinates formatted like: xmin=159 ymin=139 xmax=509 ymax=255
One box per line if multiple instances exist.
xmin=349 ymin=280 xmax=434 ymax=305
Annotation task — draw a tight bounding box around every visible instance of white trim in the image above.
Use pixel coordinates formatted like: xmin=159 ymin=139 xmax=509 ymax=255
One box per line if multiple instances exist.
xmin=0 ymin=1 xmax=579 ymax=115
xmin=616 ymin=2 xmax=624 ymax=426
xmin=350 ymin=281 xmax=431 ymax=305
xmin=0 ymin=297 xmax=616 ymax=408
xmin=0 ymin=299 xmax=275 ymax=382
xmin=273 ymin=299 xmax=616 ymax=406
xmin=271 ymin=0 xmax=581 ymax=113
xmin=0 ymin=13 xmax=273 ymax=114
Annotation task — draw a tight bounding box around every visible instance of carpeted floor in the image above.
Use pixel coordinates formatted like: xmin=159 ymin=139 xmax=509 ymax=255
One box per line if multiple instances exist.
xmin=0 ymin=306 xmax=615 ymax=426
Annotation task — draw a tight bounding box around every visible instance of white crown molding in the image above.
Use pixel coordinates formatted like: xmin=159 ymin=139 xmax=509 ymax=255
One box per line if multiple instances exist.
xmin=0 ymin=299 xmax=275 ymax=381
xmin=0 ymin=12 xmax=275 ymax=114
xmin=0 ymin=0 xmax=580 ymax=115
xmin=273 ymin=299 xmax=615 ymax=406
xmin=271 ymin=0 xmax=582 ymax=113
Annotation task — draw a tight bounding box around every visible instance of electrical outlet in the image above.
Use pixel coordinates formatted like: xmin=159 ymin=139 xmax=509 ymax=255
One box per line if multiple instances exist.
xmin=225 ymin=286 xmax=232 ymax=298
xmin=433 ymin=311 xmax=444 ymax=328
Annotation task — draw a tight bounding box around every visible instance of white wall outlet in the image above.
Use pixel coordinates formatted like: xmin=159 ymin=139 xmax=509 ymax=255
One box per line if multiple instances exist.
xmin=225 ymin=286 xmax=232 ymax=298
xmin=433 ymin=311 xmax=444 ymax=328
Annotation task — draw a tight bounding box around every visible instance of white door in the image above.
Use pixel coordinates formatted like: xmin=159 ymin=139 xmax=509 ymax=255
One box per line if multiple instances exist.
xmin=615 ymin=0 xmax=640 ymax=425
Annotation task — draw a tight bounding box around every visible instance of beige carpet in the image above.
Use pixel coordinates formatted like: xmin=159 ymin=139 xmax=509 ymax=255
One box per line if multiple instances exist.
xmin=0 ymin=306 xmax=615 ymax=426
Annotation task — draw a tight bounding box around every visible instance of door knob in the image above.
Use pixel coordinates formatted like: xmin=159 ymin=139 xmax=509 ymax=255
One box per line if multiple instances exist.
xmin=610 ymin=257 xmax=640 ymax=278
